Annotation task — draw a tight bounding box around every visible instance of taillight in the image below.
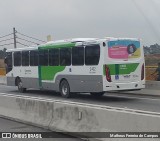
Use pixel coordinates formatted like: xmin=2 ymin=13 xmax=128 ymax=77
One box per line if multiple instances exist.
xmin=141 ymin=63 xmax=144 ymax=80
xmin=105 ymin=65 xmax=112 ymax=82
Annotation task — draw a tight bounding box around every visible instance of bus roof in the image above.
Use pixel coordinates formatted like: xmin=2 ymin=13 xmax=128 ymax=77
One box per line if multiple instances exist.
xmin=46 ymin=38 xmax=98 ymax=44
xmin=6 ymin=37 xmax=141 ymax=52
xmin=39 ymin=38 xmax=100 ymax=49
xmin=6 ymin=45 xmax=38 ymax=52
xmin=41 ymin=38 xmax=98 ymax=46
xmin=6 ymin=38 xmax=99 ymax=52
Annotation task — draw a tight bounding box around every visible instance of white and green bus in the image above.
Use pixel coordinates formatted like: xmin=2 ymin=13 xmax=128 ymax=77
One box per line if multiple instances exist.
xmin=5 ymin=38 xmax=145 ymax=98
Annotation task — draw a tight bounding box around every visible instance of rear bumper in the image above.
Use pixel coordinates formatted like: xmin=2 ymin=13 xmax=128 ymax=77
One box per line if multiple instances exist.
xmin=103 ymin=81 xmax=145 ymax=91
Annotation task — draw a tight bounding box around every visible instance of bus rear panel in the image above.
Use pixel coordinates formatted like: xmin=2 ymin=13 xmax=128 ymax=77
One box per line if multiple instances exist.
xmin=103 ymin=38 xmax=145 ymax=91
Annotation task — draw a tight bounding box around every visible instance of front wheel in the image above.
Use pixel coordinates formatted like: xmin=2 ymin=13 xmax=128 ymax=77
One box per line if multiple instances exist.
xmin=60 ymin=80 xmax=71 ymax=98
xmin=17 ymin=79 xmax=26 ymax=93
xmin=90 ymin=92 xmax=105 ymax=97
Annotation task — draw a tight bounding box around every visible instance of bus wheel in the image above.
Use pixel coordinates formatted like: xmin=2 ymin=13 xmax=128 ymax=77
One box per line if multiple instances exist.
xmin=90 ymin=92 xmax=105 ymax=97
xmin=17 ymin=79 xmax=26 ymax=93
xmin=60 ymin=80 xmax=71 ymax=98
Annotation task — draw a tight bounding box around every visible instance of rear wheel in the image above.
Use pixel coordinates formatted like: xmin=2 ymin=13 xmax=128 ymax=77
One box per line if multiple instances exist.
xmin=17 ymin=78 xmax=26 ymax=93
xmin=60 ymin=80 xmax=71 ymax=98
xmin=90 ymin=92 xmax=105 ymax=97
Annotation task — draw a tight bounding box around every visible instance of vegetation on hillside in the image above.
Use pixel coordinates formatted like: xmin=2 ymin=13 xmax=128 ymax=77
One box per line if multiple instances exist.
xmin=144 ymin=44 xmax=160 ymax=66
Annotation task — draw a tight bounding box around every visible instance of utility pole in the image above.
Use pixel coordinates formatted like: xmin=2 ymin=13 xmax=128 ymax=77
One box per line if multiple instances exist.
xmin=13 ymin=27 xmax=17 ymax=48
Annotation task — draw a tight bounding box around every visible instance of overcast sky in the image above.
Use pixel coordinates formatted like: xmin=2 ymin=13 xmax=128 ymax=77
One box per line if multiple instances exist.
xmin=0 ymin=0 xmax=160 ymax=49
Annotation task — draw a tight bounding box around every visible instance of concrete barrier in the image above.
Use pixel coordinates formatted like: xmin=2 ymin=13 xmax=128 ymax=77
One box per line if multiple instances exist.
xmin=0 ymin=94 xmax=160 ymax=140
xmin=0 ymin=94 xmax=53 ymax=128
xmin=50 ymin=101 xmax=160 ymax=133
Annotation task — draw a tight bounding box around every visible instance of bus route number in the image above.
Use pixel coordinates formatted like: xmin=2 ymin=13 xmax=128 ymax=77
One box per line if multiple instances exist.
xmin=89 ymin=67 xmax=96 ymax=73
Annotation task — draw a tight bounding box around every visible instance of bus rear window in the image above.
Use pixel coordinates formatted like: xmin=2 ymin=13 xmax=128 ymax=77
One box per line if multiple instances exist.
xmin=108 ymin=40 xmax=141 ymax=59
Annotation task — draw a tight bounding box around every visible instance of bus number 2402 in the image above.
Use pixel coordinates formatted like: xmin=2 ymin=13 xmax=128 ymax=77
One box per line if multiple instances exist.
xmin=89 ymin=67 xmax=96 ymax=73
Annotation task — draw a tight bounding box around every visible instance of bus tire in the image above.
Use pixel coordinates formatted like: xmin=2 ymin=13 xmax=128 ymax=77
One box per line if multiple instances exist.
xmin=90 ymin=92 xmax=105 ymax=97
xmin=60 ymin=80 xmax=71 ymax=98
xmin=17 ymin=78 xmax=26 ymax=93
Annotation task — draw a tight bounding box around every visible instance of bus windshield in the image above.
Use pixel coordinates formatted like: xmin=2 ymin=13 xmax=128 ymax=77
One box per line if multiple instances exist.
xmin=108 ymin=40 xmax=141 ymax=59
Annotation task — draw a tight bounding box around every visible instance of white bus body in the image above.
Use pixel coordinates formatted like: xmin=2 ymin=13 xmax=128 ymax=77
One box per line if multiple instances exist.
xmin=5 ymin=38 xmax=145 ymax=97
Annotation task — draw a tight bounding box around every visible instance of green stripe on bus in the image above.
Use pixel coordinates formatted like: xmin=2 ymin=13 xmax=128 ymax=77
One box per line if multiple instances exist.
xmin=38 ymin=65 xmax=42 ymax=87
xmin=104 ymin=63 xmax=139 ymax=75
xmin=39 ymin=43 xmax=76 ymax=49
xmin=38 ymin=42 xmax=75 ymax=85
xmin=41 ymin=66 xmax=65 ymax=80
xmin=115 ymin=64 xmax=119 ymax=75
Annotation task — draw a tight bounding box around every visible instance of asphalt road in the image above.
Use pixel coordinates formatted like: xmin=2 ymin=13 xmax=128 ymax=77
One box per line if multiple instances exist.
xmin=0 ymin=117 xmax=83 ymax=141
xmin=0 ymin=85 xmax=160 ymax=114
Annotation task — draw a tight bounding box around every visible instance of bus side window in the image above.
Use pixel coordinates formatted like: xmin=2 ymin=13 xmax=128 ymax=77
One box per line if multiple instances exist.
xmin=72 ymin=47 xmax=84 ymax=66
xmin=14 ymin=51 xmax=21 ymax=66
xmin=49 ymin=49 xmax=59 ymax=66
xmin=85 ymin=45 xmax=100 ymax=65
xmin=22 ymin=51 xmax=29 ymax=66
xmin=39 ymin=50 xmax=48 ymax=66
xmin=30 ymin=50 xmax=39 ymax=66
xmin=60 ymin=48 xmax=71 ymax=66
